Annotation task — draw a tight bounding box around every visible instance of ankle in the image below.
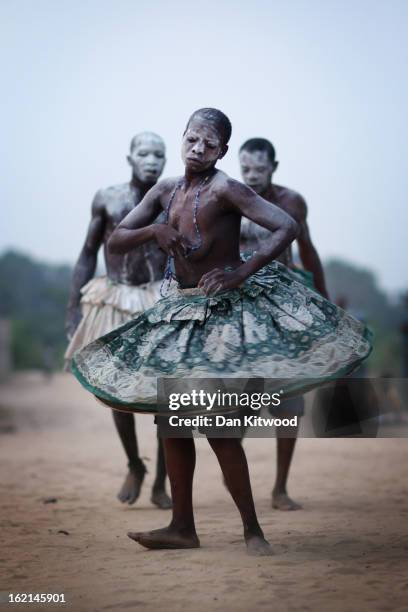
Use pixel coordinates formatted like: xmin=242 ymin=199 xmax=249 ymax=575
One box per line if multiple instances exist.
xmin=128 ymin=459 xmax=147 ymax=476
xmin=243 ymin=522 xmax=264 ymax=540
xmin=169 ymin=519 xmax=197 ymax=536
xmin=272 ymin=485 xmax=287 ymax=495
xmin=152 ymin=481 xmax=166 ymax=493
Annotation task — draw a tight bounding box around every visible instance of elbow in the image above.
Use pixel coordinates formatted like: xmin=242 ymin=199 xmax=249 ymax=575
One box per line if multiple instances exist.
xmin=285 ymin=218 xmax=300 ymax=243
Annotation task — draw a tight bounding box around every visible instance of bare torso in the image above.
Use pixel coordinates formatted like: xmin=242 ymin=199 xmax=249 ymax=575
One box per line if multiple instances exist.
xmin=240 ymin=184 xmax=304 ymax=267
xmin=99 ymin=182 xmax=166 ymax=284
xmin=158 ymin=171 xmax=242 ymax=287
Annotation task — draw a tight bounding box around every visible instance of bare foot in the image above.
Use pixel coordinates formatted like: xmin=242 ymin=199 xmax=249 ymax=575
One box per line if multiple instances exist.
xmin=117 ymin=461 xmax=146 ymax=505
xmin=151 ymin=489 xmax=172 ymax=510
xmin=127 ymin=526 xmax=200 ymax=550
xmin=272 ymin=491 xmax=302 ymax=511
xmin=245 ymin=534 xmax=273 ymax=556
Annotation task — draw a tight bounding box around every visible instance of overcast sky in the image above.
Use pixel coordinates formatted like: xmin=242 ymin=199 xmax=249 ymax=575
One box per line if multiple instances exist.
xmin=1 ymin=0 xmax=407 ymax=293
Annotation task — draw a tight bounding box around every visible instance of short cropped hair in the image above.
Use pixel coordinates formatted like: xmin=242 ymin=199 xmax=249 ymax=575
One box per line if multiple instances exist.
xmin=130 ymin=132 xmax=165 ymax=153
xmin=186 ymin=108 xmax=232 ymax=146
xmin=239 ymin=138 xmax=276 ymax=163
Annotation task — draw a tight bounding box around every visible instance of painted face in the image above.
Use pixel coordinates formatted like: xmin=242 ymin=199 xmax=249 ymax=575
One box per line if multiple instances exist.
xmin=128 ymin=134 xmax=166 ymax=183
xmin=239 ymin=150 xmax=274 ymax=194
xmin=181 ymin=117 xmax=225 ymax=173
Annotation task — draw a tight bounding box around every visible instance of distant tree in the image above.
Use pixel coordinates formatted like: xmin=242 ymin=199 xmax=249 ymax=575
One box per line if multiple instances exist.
xmin=325 ymin=259 xmax=404 ymax=374
xmin=0 ymin=250 xmax=404 ymax=373
xmin=0 ymin=250 xmax=71 ymax=370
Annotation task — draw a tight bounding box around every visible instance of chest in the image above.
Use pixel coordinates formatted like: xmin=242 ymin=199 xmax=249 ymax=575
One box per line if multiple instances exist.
xmin=168 ymin=191 xmax=219 ymax=237
xmin=105 ymin=202 xmax=134 ymax=230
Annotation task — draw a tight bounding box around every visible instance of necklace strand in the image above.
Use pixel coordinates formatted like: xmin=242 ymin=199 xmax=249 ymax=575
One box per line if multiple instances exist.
xmin=160 ymin=174 xmax=210 ymax=296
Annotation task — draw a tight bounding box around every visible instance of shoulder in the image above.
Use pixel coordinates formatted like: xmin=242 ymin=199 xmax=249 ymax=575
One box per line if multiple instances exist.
xmin=213 ymin=171 xmax=252 ymax=199
xmin=145 ymin=177 xmax=182 ymax=208
xmin=91 ymin=183 xmax=129 ymax=211
xmin=155 ymin=176 xmax=181 ymax=196
xmin=274 ymin=185 xmax=307 ymax=220
xmin=214 ymin=170 xmax=237 ymax=190
xmin=100 ymin=182 xmax=130 ymax=197
xmin=91 ymin=188 xmax=107 ymax=214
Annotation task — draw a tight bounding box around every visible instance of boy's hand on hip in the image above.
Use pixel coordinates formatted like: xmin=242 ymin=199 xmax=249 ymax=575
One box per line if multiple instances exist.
xmin=198 ymin=268 xmax=245 ymax=296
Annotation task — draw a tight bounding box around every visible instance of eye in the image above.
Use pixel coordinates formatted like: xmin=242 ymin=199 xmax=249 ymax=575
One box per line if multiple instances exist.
xmin=137 ymin=151 xmax=148 ymax=157
xmin=155 ymin=152 xmax=164 ymax=158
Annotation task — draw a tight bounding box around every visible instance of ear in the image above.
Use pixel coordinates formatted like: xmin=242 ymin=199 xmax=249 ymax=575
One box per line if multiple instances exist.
xmin=272 ymin=160 xmax=279 ymax=172
xmin=219 ymin=144 xmax=229 ymax=160
xmin=127 ymin=154 xmax=132 ymax=167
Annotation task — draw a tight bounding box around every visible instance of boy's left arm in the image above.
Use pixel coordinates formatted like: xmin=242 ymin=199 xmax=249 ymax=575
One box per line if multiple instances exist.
xmin=296 ymin=198 xmax=329 ymax=299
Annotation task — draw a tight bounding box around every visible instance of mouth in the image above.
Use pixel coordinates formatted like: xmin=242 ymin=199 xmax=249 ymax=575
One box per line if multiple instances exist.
xmin=187 ymin=157 xmax=202 ymax=164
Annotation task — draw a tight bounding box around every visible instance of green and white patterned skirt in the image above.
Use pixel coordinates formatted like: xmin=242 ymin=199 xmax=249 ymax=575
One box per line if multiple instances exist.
xmin=71 ymin=261 xmax=372 ymax=414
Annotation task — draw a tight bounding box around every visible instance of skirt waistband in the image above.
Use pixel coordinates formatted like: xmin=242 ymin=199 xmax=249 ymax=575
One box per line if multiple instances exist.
xmin=176 ymin=286 xmax=204 ymax=296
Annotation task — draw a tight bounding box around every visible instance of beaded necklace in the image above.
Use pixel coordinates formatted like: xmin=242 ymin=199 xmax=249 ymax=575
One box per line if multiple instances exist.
xmin=160 ymin=173 xmax=211 ymax=296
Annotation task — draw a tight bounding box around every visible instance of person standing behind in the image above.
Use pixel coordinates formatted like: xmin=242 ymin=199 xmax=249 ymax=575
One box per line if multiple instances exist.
xmin=65 ymin=132 xmax=172 ymax=509
xmin=239 ymin=137 xmax=328 ymax=511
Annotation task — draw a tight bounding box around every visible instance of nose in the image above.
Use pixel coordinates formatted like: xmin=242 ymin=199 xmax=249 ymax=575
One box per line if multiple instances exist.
xmin=144 ymin=154 xmax=159 ymax=168
xmin=192 ymin=141 xmax=205 ymax=155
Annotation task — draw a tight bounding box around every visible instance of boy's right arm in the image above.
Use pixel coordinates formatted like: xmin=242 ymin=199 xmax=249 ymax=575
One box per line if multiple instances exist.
xmin=65 ymin=192 xmax=106 ymax=339
xmin=108 ymin=180 xmax=186 ymax=258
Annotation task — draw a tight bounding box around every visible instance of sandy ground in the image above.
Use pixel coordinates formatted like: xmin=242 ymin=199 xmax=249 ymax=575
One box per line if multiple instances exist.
xmin=0 ymin=372 xmax=407 ymax=612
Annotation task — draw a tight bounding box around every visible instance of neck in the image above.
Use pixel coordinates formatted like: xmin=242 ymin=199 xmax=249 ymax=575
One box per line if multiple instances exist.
xmin=183 ymin=166 xmax=216 ymax=188
xmin=130 ymin=174 xmax=156 ymax=198
xmin=259 ymin=182 xmax=274 ymax=199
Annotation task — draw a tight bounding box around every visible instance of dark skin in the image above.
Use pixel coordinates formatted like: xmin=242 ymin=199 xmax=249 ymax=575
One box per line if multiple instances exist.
xmin=66 ymin=135 xmax=171 ymax=509
xmin=240 ymin=147 xmax=329 ymax=510
xmin=239 ymin=151 xmax=328 ymax=297
xmin=241 ymin=183 xmax=328 ymax=294
xmin=109 ymin=115 xmax=298 ymax=555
